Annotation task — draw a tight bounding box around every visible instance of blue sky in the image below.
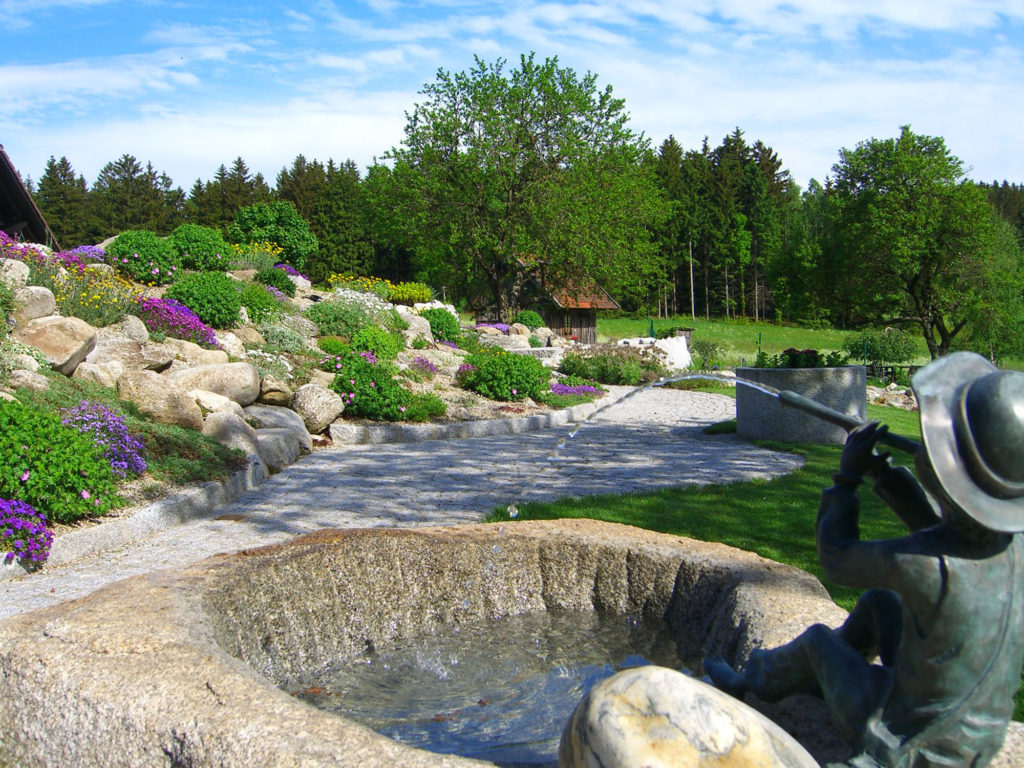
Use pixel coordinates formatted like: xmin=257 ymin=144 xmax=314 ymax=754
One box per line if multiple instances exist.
xmin=2 ymin=1 xmax=1022 ymax=192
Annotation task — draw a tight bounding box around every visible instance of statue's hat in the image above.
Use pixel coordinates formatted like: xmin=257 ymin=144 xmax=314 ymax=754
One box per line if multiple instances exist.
xmin=914 ymin=351 xmax=1024 ymax=532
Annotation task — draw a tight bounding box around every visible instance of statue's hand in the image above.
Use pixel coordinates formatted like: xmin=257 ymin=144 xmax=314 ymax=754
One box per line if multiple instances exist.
xmin=839 ymin=421 xmax=891 ymax=480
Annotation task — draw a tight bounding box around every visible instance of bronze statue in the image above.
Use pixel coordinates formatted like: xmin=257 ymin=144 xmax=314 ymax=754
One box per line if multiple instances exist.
xmin=705 ymin=352 xmax=1024 ymax=768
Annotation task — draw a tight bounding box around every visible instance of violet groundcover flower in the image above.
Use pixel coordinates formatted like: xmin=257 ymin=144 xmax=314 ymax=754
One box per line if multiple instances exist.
xmin=550 ymin=382 xmax=603 ymax=396
xmin=60 ymin=401 xmax=147 ymax=478
xmin=0 ymin=498 xmax=53 ymax=566
xmin=475 ymin=322 xmax=511 ymax=334
xmin=134 ymin=297 xmax=221 ymax=350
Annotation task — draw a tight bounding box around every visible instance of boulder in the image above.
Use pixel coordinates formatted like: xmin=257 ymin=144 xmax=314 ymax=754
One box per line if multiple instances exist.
xmin=476 ymin=325 xmax=503 ymax=335
xmin=100 ymin=314 xmax=150 ymax=343
xmin=12 ymin=315 xmax=97 ymax=376
xmin=559 ymin=666 xmax=818 ymax=768
xmin=117 ymin=370 xmax=203 ymax=430
xmin=291 ymin=383 xmax=345 ymax=434
xmin=215 ymin=331 xmax=246 ymax=359
xmin=164 ymin=362 xmax=261 ymax=407
xmin=72 ymin=361 xmax=123 ymax=389
xmin=7 ymin=370 xmax=50 ymax=392
xmin=509 ymin=322 xmax=531 ymax=336
xmin=479 ymin=333 xmax=530 ymax=350
xmin=190 ymin=389 xmax=246 ymax=420
xmin=395 ymin=308 xmax=433 ymax=344
xmin=288 ymin=274 xmax=312 ymax=292
xmin=237 ymin=306 xmax=250 ymax=325
xmin=86 ymin=339 xmax=174 ymax=372
xmin=0 ymin=391 xmax=17 ymax=402
xmin=0 ymin=258 xmax=30 ymax=289
xmin=278 ymin=314 xmax=319 ymax=339
xmin=11 ymin=286 xmax=57 ymax=326
xmin=202 ymin=411 xmax=262 ymax=460
xmin=243 ymin=404 xmax=312 ymax=453
xmin=258 ymin=374 xmax=293 ymax=407
xmin=232 ymin=326 xmax=266 ymax=347
xmin=254 ymin=428 xmax=303 ymax=471
xmin=7 ymin=353 xmax=40 ymax=373
xmin=163 ymin=337 xmax=230 ymax=366
xmin=308 ymin=369 xmax=335 ymax=388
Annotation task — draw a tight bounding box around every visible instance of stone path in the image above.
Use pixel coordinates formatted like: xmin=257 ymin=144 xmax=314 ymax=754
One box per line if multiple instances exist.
xmin=0 ymin=387 xmax=803 ymax=620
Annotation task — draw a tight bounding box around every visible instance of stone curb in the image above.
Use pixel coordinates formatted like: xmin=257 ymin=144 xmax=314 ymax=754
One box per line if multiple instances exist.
xmin=1 ymin=394 xmax=625 ymax=580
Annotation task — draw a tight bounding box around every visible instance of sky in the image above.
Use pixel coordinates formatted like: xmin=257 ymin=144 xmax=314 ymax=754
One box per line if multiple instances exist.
xmin=2 ymin=0 xmax=1022 ymax=193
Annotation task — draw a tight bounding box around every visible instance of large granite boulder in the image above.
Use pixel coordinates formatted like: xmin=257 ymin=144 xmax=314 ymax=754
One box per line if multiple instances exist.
xmin=86 ymin=339 xmax=174 ymax=373
xmin=72 ymin=361 xmax=124 ymax=389
xmin=215 ymin=331 xmax=246 ymax=359
xmin=99 ymin=314 xmax=149 ymax=343
xmin=11 ymin=286 xmax=56 ymax=326
xmin=164 ymin=362 xmax=261 ymax=407
xmin=0 ymin=258 xmax=30 ymax=289
xmin=291 ymin=383 xmax=345 ymax=434
xmin=190 ymin=389 xmax=245 ymax=419
xmin=116 ymin=370 xmax=203 ymax=430
xmin=559 ymin=666 xmax=818 ymax=768
xmin=201 ymin=411 xmax=262 ymax=460
xmin=231 ymin=325 xmax=265 ymax=347
xmin=258 ymin=374 xmax=293 ymax=406
xmin=12 ymin=315 xmax=97 ymax=376
xmin=163 ymin=337 xmax=230 ymax=366
xmin=243 ymin=404 xmax=313 ymax=453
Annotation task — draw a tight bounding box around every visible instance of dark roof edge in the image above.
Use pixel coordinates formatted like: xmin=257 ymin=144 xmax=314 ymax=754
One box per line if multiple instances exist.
xmin=0 ymin=145 xmax=61 ymax=250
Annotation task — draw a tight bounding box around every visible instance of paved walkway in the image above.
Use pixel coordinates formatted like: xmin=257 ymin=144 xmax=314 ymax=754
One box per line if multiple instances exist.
xmin=0 ymin=387 xmax=803 ymax=620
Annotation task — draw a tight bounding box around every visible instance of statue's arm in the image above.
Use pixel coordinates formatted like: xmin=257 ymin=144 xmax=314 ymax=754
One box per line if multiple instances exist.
xmin=871 ymin=465 xmax=941 ymax=532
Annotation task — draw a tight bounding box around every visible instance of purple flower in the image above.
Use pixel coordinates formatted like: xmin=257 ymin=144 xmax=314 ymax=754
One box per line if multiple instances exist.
xmin=19 ymin=470 xmax=29 ymax=483
xmin=410 ymin=357 xmax=439 ymax=376
xmin=0 ymin=498 xmax=53 ymax=566
xmin=60 ymin=401 xmax=147 ymax=478
xmin=550 ymin=382 xmax=603 ymax=396
xmin=476 ymin=322 xmax=511 ymax=334
xmin=274 ymin=263 xmax=309 ymax=281
xmin=134 ymin=297 xmax=221 ymax=350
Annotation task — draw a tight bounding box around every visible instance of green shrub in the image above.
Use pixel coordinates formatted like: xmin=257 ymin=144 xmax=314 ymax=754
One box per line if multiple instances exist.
xmin=655 ymin=325 xmax=693 ymax=340
xmin=351 ymin=326 xmax=403 ymax=361
xmin=170 ymin=224 xmax=231 ymax=271
xmin=528 ymin=335 xmax=543 ymax=348
xmin=690 ymin=339 xmax=722 ymax=368
xmin=755 ymin=348 xmax=848 ymax=369
xmin=0 ymin=399 xmax=118 ymax=524
xmin=257 ymin=322 xmax=309 ymax=355
xmin=559 ymin=346 xmax=666 ymax=386
xmin=327 ymin=351 xmax=412 ymax=421
xmin=411 ymin=336 xmax=430 ymax=350
xmin=457 ymin=348 xmax=547 ymax=401
xmin=420 ymin=307 xmax=460 ymax=342
xmin=256 ymin=266 xmax=296 ymax=297
xmin=317 ymin=336 xmax=351 ymax=356
xmin=404 ymin=392 xmax=447 ymax=422
xmin=389 ymin=281 xmax=432 ymax=305
xmin=306 ymin=297 xmax=377 ymax=338
xmin=164 ymin=271 xmax=241 ymax=329
xmin=227 ymin=201 xmax=317 ymax=271
xmin=105 ymin=230 xmax=181 ymax=286
xmin=238 ymin=282 xmax=283 ymax=324
xmin=511 ymin=310 xmax=544 ymax=329
xmin=843 ymin=328 xmax=917 ymax=366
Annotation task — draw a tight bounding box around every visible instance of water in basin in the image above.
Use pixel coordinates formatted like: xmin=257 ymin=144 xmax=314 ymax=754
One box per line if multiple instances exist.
xmin=289 ymin=610 xmax=694 ymax=767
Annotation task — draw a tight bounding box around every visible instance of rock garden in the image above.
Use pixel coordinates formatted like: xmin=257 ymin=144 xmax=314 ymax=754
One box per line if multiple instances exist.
xmin=0 ymin=230 xmax=628 ymax=570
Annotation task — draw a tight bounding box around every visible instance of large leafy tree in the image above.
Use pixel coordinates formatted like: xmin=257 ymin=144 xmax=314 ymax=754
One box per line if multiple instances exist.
xmin=828 ymin=126 xmax=1022 ymax=358
xmin=375 ymin=53 xmax=668 ymax=318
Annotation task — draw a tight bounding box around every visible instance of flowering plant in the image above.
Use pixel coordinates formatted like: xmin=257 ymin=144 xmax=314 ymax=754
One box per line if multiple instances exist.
xmin=275 ymin=263 xmax=309 ymax=281
xmin=476 ymin=322 xmax=510 ymax=335
xmin=60 ymin=401 xmax=147 ymax=478
xmin=133 ymin=297 xmax=221 ymax=349
xmin=550 ymin=380 xmax=604 ymax=396
xmin=410 ymin=356 xmax=439 ymax=378
xmin=0 ymin=498 xmax=53 ymax=567
xmin=105 ymin=230 xmax=181 ymax=286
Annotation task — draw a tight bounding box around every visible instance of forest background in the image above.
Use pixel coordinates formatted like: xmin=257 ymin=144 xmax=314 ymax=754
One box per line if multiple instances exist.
xmin=19 ymin=56 xmax=1024 ymax=363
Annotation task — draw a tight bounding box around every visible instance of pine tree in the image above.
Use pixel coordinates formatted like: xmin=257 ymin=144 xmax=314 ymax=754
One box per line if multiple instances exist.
xmin=33 ymin=156 xmax=93 ymax=247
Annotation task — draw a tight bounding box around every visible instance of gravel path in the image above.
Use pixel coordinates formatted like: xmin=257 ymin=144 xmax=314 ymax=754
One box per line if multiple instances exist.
xmin=0 ymin=386 xmax=803 ymax=620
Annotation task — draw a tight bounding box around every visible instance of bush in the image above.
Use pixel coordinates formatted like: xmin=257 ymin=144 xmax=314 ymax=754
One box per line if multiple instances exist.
xmin=755 ymin=348 xmax=848 ymax=369
xmin=655 ymin=325 xmax=693 ymax=340
xmin=0 ymin=498 xmax=53 ymax=567
xmin=0 ymin=280 xmax=14 ymax=338
xmin=457 ymin=348 xmax=547 ymax=401
xmin=30 ymin=258 xmax=142 ymax=328
xmin=164 ymin=271 xmax=241 ymax=329
xmin=351 ymin=325 xmax=403 ymax=361
xmin=230 ymin=241 xmax=282 ymax=271
xmin=843 ymin=328 xmax=917 ymax=366
xmin=170 ymin=224 xmax=231 ymax=271
xmin=0 ymin=399 xmax=118 ymax=524
xmin=227 ymin=201 xmax=318 ymax=271
xmin=306 ymin=297 xmax=378 ymax=338
xmin=105 ymin=230 xmax=181 ymax=286
xmin=389 ymin=281 xmax=432 ymax=305
xmin=258 ymin=322 xmax=310 ymax=355
xmin=559 ymin=346 xmax=666 ymax=386
xmin=327 ymin=273 xmax=393 ymax=299
xmin=132 ymin=297 xmax=221 ymax=349
xmin=408 ymin=356 xmax=439 ymax=380
xmin=690 ymin=339 xmax=723 ymax=368
xmin=238 ymin=282 xmax=283 ymax=324
xmin=317 ymin=336 xmax=351 ymax=356
xmin=326 ymin=351 xmax=412 ymax=421
xmin=256 ymin=266 xmax=296 ymax=297
xmin=404 ymin=392 xmax=447 ymax=422
xmin=421 ymin=307 xmax=461 ymax=342
xmin=511 ymin=310 xmax=544 ymax=329
xmin=60 ymin=400 xmax=147 ymax=478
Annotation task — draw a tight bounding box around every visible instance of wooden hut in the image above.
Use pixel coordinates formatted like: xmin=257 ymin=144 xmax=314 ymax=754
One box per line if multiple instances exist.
xmin=533 ymin=279 xmax=620 ymax=346
xmin=0 ymin=145 xmax=59 ymax=248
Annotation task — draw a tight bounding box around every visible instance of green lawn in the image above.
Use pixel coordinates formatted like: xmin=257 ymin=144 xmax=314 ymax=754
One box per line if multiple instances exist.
xmin=597 ymin=315 xmax=933 ymax=369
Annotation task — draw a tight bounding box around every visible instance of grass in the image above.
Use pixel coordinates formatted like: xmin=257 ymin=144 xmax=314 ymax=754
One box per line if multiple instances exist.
xmin=597 ymin=315 xmax=934 ymax=369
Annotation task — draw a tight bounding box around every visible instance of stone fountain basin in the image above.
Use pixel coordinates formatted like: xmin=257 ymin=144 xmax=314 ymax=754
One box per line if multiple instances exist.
xmin=0 ymin=519 xmax=847 ymax=767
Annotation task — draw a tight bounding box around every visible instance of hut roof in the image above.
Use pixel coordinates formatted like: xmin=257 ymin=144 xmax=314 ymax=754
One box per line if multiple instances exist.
xmin=0 ymin=145 xmax=59 ymax=248
xmin=546 ymin=280 xmax=620 ymax=310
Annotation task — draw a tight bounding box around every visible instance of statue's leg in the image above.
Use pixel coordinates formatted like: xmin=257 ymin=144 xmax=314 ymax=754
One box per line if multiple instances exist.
xmin=835 ymin=589 xmax=902 ymax=667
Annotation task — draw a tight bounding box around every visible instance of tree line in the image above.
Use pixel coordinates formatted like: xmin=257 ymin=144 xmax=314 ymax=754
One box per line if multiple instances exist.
xmin=24 ymin=54 xmax=1024 ymax=358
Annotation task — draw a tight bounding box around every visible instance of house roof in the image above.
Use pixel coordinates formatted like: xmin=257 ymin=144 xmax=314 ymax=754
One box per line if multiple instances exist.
xmin=547 ymin=281 xmax=620 ymax=310
xmin=0 ymin=145 xmax=59 ymax=248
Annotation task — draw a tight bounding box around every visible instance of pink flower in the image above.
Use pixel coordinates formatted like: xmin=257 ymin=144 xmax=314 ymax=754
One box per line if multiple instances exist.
xmin=80 ymin=489 xmax=91 ymax=499
xmin=19 ymin=470 xmax=29 ymax=482
xmin=400 ymin=406 xmax=406 ymax=412
xmin=512 ymin=389 xmax=518 ymax=395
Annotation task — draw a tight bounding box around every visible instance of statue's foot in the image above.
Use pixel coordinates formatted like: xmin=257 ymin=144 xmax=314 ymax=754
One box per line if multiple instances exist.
xmin=702 ymin=656 xmax=747 ymax=699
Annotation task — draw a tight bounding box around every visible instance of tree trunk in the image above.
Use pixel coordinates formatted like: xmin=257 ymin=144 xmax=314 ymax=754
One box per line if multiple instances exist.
xmin=689 ymin=240 xmax=696 ymax=321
